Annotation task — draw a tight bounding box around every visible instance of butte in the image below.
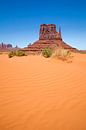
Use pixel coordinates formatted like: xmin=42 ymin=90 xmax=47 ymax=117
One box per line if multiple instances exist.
xmin=23 ymin=24 xmax=77 ymax=53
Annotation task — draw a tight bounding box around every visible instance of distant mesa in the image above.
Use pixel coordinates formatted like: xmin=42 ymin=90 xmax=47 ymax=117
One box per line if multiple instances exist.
xmin=0 ymin=42 xmax=19 ymax=52
xmin=22 ymin=24 xmax=77 ymax=53
xmin=0 ymin=42 xmax=12 ymax=51
xmin=7 ymin=44 xmax=12 ymax=48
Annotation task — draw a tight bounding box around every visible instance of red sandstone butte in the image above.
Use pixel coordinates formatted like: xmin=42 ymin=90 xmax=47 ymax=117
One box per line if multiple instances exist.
xmin=23 ymin=24 xmax=77 ymax=53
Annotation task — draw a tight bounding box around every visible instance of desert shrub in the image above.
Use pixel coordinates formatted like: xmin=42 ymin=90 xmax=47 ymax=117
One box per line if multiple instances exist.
xmin=8 ymin=51 xmax=15 ymax=58
xmin=15 ymin=50 xmax=26 ymax=56
xmin=42 ymin=48 xmax=52 ymax=58
xmin=8 ymin=50 xmax=26 ymax=58
xmin=53 ymin=48 xmax=72 ymax=61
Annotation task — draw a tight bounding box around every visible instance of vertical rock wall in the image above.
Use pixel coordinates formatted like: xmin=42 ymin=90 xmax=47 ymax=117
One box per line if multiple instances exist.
xmin=39 ymin=24 xmax=61 ymax=40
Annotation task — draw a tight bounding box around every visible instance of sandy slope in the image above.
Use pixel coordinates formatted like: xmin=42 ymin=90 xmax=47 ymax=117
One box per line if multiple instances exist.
xmin=0 ymin=53 xmax=86 ymax=130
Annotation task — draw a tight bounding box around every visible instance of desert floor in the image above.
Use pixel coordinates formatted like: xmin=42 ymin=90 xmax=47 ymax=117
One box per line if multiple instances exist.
xmin=0 ymin=53 xmax=86 ymax=130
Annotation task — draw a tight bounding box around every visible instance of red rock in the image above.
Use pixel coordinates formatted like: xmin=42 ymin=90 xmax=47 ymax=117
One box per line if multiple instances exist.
xmin=22 ymin=24 xmax=77 ymax=53
xmin=0 ymin=43 xmax=13 ymax=52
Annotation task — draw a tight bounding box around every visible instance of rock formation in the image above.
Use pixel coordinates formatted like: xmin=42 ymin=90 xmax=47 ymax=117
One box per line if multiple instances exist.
xmin=39 ymin=24 xmax=62 ymax=40
xmin=22 ymin=24 xmax=77 ymax=53
xmin=0 ymin=42 xmax=13 ymax=51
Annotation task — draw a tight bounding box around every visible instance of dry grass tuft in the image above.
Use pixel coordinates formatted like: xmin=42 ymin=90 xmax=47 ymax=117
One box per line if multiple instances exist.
xmin=52 ymin=48 xmax=73 ymax=62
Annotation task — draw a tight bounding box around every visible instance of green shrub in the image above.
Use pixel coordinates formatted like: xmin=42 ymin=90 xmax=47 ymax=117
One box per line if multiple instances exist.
xmin=42 ymin=48 xmax=52 ymax=58
xmin=8 ymin=50 xmax=26 ymax=58
xmin=8 ymin=51 xmax=15 ymax=58
xmin=15 ymin=50 xmax=26 ymax=56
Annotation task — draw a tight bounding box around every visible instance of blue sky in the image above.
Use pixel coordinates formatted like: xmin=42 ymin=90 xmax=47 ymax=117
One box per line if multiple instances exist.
xmin=0 ymin=0 xmax=86 ymax=49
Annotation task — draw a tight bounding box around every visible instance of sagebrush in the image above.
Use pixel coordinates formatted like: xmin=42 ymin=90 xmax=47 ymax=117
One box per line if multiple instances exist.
xmin=42 ymin=48 xmax=52 ymax=58
xmin=8 ymin=50 xmax=26 ymax=58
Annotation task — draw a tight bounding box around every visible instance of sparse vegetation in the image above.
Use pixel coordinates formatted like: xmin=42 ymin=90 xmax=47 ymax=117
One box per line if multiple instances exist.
xmin=52 ymin=48 xmax=73 ymax=61
xmin=8 ymin=51 xmax=15 ymax=58
xmin=42 ymin=47 xmax=73 ymax=62
xmin=42 ymin=48 xmax=52 ymax=58
xmin=15 ymin=50 xmax=26 ymax=56
xmin=8 ymin=50 xmax=26 ymax=58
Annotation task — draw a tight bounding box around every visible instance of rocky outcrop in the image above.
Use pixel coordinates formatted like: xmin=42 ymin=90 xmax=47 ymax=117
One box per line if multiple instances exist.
xmin=39 ymin=24 xmax=62 ymax=40
xmin=0 ymin=43 xmax=13 ymax=51
xmin=22 ymin=24 xmax=77 ymax=53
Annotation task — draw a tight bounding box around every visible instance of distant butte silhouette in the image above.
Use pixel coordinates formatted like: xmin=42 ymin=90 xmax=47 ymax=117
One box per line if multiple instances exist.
xmin=0 ymin=42 xmax=13 ymax=51
xmin=23 ymin=24 xmax=77 ymax=53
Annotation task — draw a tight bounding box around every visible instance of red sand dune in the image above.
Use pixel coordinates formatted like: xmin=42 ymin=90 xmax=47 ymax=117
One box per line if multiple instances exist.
xmin=0 ymin=54 xmax=86 ymax=130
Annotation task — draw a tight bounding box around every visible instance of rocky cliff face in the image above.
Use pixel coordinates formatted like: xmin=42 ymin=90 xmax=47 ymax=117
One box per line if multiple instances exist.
xmin=39 ymin=24 xmax=62 ymax=40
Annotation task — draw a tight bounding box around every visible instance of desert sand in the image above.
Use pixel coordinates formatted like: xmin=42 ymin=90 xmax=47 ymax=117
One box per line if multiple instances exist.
xmin=0 ymin=53 xmax=86 ymax=130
